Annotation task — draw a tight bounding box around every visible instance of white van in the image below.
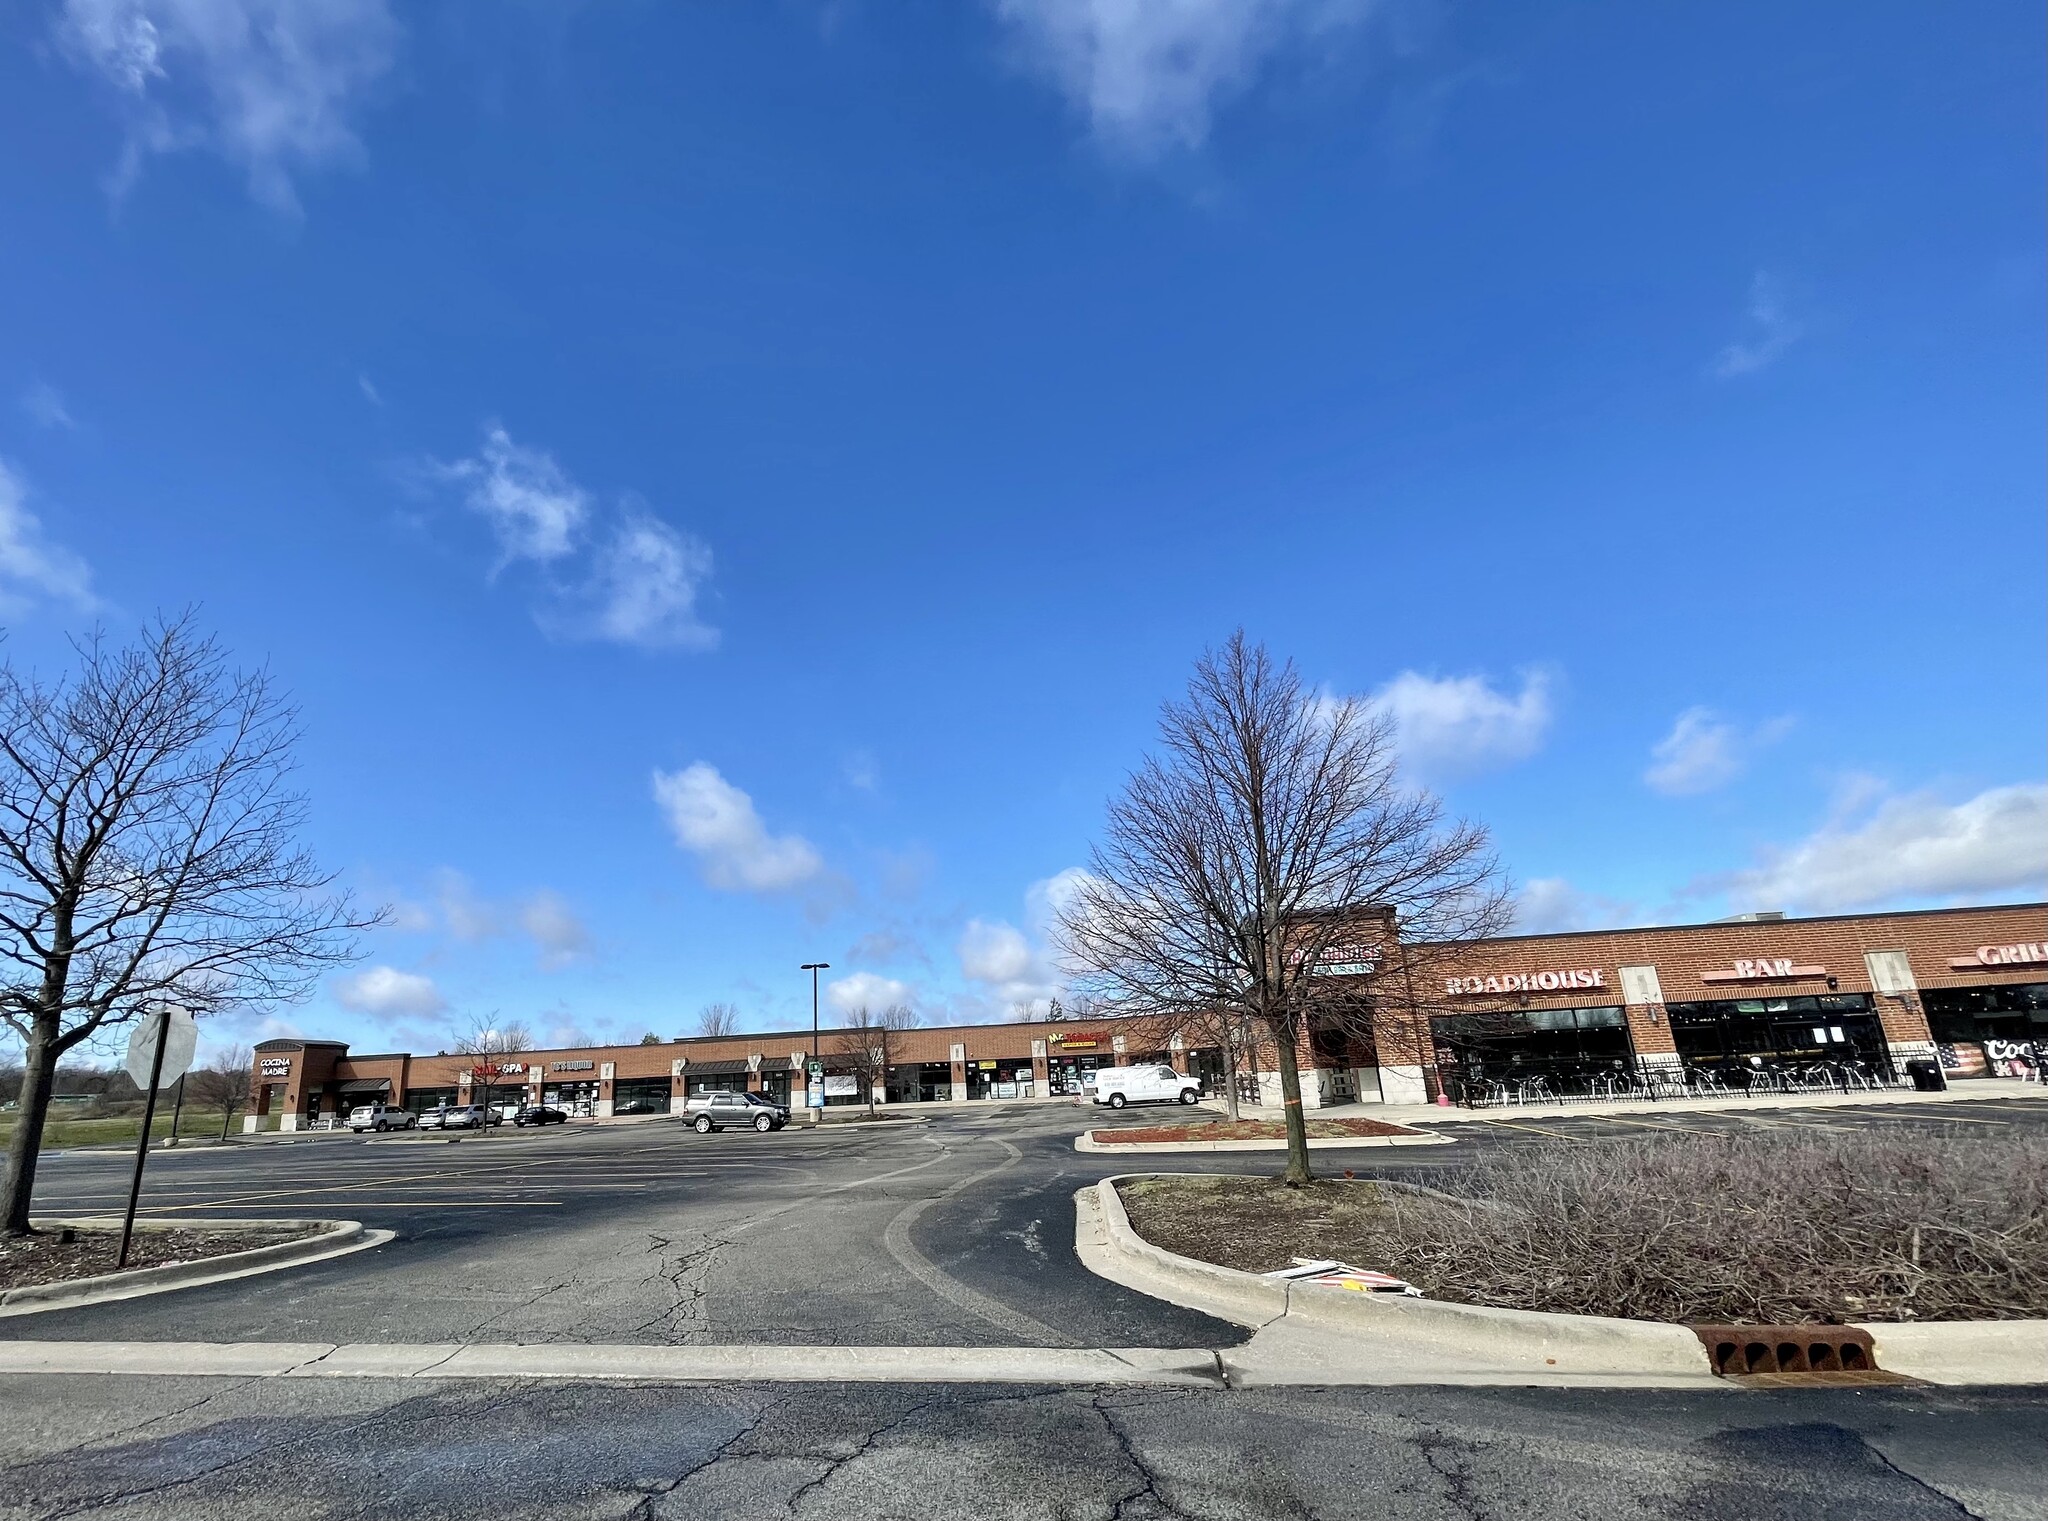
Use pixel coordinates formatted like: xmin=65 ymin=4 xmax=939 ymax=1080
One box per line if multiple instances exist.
xmin=1090 ymin=1064 xmax=1202 ymax=1110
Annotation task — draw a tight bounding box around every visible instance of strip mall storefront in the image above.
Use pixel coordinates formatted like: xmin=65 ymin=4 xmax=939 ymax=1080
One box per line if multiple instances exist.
xmin=251 ymin=902 xmax=2043 ymax=1126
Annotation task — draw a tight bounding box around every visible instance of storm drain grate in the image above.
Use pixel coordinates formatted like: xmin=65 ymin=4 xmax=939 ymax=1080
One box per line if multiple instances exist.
xmin=1688 ymin=1325 xmax=1921 ymax=1387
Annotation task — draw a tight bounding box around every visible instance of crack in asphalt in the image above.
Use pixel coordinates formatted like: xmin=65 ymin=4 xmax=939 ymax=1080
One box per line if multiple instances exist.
xmin=28 ymin=1381 xmax=539 ymax=1521
xmin=1092 ymin=1391 xmax=1194 ymax=1521
xmin=626 ymin=1229 xmax=733 ymax=1343
xmin=1413 ymin=1423 xmax=1492 ymax=1521
xmin=622 ymin=1390 xmax=797 ymax=1519
xmin=1849 ymin=1431 xmax=1986 ymax=1520
xmin=780 ymin=1391 xmax=951 ymax=1510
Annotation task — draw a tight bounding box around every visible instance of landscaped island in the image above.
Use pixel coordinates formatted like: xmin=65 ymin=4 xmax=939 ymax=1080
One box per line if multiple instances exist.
xmin=1117 ymin=1129 xmax=2048 ymax=1325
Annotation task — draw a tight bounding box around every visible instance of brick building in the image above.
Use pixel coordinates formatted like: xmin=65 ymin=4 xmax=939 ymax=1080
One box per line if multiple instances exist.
xmin=249 ymin=900 xmax=2045 ymax=1128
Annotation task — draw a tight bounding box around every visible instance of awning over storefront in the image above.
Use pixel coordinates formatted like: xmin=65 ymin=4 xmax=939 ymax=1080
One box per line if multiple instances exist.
xmin=679 ymin=1058 xmax=751 ymax=1076
xmin=336 ymin=1078 xmax=390 ymax=1095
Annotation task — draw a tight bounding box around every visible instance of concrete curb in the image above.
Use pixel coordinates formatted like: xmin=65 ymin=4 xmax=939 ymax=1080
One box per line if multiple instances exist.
xmin=1091 ymin=1176 xmax=1711 ymax=1380
xmin=1855 ymin=1320 xmax=2048 ymax=1386
xmin=1076 ymin=1131 xmax=1452 ymax=1154
xmin=0 ymin=1218 xmax=393 ymax=1317
xmin=1089 ymin=1176 xmax=2048 ymax=1387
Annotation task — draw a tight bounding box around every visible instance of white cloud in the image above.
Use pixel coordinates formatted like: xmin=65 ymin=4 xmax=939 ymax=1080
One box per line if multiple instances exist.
xmin=517 ymin=889 xmax=592 ymax=970
xmin=958 ymin=919 xmax=1035 ymax=984
xmin=332 ymin=965 xmax=446 ymax=1018
xmin=56 ymin=0 xmax=399 ymax=213
xmin=432 ymin=425 xmax=719 ymax=653
xmin=441 ymin=424 xmax=589 ymax=568
xmin=0 ymin=459 xmax=96 ymax=616
xmin=843 ymin=749 xmax=879 ymax=792
xmin=1714 ymin=782 xmax=2048 ymax=914
xmin=1644 ymin=708 xmax=1792 ymax=797
xmin=993 ymin=0 xmax=1373 ymax=159
xmin=578 ymin=507 xmax=717 ymax=652
xmin=357 ymin=373 xmax=382 ymax=406
xmin=1513 ymin=877 xmax=1637 ymax=935
xmin=384 ymin=870 xmax=590 ymax=969
xmin=21 ymin=383 xmax=76 ymax=430
xmin=1370 ymin=668 xmax=1553 ymax=778
xmin=827 ymin=970 xmax=917 ymax=1018
xmin=653 ymin=763 xmax=824 ymax=893
xmin=1712 ymin=271 xmax=1802 ymax=378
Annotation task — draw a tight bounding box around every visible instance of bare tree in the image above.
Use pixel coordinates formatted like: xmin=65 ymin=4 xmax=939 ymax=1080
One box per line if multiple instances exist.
xmin=827 ymin=1004 xmax=917 ymax=1116
xmin=0 ymin=618 xmax=373 ymax=1235
xmin=186 ymin=1043 xmax=252 ymax=1140
xmin=696 ymin=1001 xmax=740 ymax=1038
xmin=1056 ymin=633 xmax=1508 ymax=1186
xmin=450 ymin=1017 xmax=532 ymax=1055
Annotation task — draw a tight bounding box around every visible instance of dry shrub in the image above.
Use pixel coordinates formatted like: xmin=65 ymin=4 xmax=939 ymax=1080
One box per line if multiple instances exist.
xmin=1372 ymin=1128 xmax=2048 ymax=1324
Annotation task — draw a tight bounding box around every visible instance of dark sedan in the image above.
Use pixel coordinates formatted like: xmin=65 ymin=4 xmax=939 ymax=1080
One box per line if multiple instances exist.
xmin=512 ymin=1104 xmax=569 ymax=1127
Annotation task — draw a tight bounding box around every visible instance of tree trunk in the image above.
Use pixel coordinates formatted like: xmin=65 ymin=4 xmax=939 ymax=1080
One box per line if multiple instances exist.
xmin=2 ymin=1026 xmax=58 ymax=1236
xmin=1270 ymin=1015 xmax=1313 ymax=1188
xmin=1221 ymin=1028 xmax=1242 ymax=1122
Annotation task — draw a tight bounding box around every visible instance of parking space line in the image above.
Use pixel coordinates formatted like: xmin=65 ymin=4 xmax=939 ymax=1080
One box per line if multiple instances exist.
xmin=1474 ymin=1117 xmax=1584 ymax=1141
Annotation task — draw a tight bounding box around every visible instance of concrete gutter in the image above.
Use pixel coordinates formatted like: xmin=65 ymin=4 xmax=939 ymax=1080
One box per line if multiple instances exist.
xmin=1077 ymin=1130 xmax=1453 ymax=1154
xmin=0 ymin=1217 xmax=393 ymax=1318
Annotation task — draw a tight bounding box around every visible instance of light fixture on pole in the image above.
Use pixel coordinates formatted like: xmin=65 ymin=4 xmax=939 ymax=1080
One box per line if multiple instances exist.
xmin=801 ymin=962 xmax=829 ymax=1123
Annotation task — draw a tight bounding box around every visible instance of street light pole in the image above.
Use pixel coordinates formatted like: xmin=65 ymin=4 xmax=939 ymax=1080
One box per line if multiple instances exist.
xmin=801 ymin=962 xmax=829 ymax=1125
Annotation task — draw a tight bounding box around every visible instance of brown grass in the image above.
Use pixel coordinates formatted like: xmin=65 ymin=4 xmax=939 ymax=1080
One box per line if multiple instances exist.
xmin=1117 ymin=1128 xmax=2048 ymax=1324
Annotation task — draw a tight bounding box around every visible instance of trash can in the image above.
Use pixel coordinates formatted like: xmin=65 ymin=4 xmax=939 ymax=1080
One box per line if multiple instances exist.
xmin=1905 ymin=1059 xmax=1946 ymax=1092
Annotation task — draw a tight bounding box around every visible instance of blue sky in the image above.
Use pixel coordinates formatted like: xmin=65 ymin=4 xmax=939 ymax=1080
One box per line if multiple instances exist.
xmin=2 ymin=0 xmax=2042 ymax=1060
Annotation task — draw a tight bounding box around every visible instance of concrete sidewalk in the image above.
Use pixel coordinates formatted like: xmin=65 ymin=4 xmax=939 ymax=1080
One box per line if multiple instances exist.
xmin=1228 ymin=1078 xmax=2042 ymax=1127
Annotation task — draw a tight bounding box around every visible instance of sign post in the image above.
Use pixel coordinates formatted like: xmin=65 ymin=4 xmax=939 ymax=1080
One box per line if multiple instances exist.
xmin=117 ymin=1004 xmax=198 ymax=1270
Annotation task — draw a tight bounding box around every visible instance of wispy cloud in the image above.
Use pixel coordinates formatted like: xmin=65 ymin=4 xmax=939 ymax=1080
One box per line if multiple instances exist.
xmin=430 ymin=424 xmax=717 ymax=652
xmin=1369 ymin=668 xmax=1554 ymax=779
xmin=54 ymin=0 xmax=400 ymax=213
xmin=21 ymin=383 xmax=76 ymax=430
xmin=357 ymin=373 xmax=382 ymax=406
xmin=383 ymin=869 xmax=593 ymax=971
xmin=993 ymin=0 xmax=1376 ymax=160
xmin=1512 ymin=877 xmax=1640 ymax=935
xmin=1644 ymin=707 xmax=1794 ymax=796
xmin=1701 ymin=780 xmax=2048 ymax=914
xmin=652 ymin=763 xmax=824 ymax=893
xmin=1712 ymin=271 xmax=1802 ymax=378
xmin=332 ymin=965 xmax=446 ymax=1018
xmin=0 ymin=458 xmax=96 ymax=616
xmin=826 ymin=970 xmax=918 ymax=1019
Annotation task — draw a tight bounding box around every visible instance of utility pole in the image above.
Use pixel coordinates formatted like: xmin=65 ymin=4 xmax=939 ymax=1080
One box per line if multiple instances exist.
xmin=801 ymin=962 xmax=829 ymax=1124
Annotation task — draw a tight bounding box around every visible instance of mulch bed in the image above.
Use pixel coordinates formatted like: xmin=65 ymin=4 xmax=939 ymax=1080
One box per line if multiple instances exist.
xmin=1094 ymin=1117 xmax=1422 ymax=1144
xmin=1117 ymin=1175 xmax=1420 ymax=1274
xmin=0 ymin=1224 xmax=317 ymax=1292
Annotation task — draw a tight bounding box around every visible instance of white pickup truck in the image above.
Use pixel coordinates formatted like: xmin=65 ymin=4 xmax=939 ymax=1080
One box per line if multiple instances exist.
xmin=1089 ymin=1064 xmax=1202 ymax=1110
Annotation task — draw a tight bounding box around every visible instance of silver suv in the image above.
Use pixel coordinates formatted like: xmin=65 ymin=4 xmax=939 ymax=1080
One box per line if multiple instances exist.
xmin=683 ymin=1091 xmax=789 ymax=1133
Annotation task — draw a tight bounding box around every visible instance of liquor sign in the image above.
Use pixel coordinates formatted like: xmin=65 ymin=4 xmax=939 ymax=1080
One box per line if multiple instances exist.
xmin=1950 ymin=942 xmax=2048 ymax=971
xmin=551 ymin=1060 xmax=595 ymax=1072
xmin=1445 ymin=969 xmax=1606 ymax=996
xmin=1700 ymin=959 xmax=1827 ymax=983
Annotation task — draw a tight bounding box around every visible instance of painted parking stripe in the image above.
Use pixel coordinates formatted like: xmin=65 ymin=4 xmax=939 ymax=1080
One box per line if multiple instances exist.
xmin=1474 ymin=1118 xmax=1584 ymax=1141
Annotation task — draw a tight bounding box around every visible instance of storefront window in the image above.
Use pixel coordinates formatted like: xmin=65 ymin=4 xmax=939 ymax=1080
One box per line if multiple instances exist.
xmin=612 ymin=1077 xmax=670 ymax=1115
xmin=1925 ymin=983 xmax=2047 ymax=1078
xmin=1666 ymin=995 xmax=1894 ymax=1083
xmin=1431 ymin=1006 xmax=1632 ymax=1102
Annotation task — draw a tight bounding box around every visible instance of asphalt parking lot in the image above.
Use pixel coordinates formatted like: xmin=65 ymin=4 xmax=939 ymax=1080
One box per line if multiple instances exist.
xmin=7 ymin=1095 xmax=2046 ymax=1520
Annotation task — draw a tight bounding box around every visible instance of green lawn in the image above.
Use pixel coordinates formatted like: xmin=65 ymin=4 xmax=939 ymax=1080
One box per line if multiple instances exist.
xmin=0 ymin=1107 xmax=242 ymax=1150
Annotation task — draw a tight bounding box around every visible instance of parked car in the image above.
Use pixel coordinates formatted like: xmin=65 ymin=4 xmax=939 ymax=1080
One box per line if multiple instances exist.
xmin=1089 ymin=1064 xmax=1201 ymax=1110
xmin=345 ymin=1103 xmax=417 ymax=1133
xmin=512 ymin=1104 xmax=568 ymax=1127
xmin=416 ymin=1107 xmax=448 ymax=1130
xmin=684 ymin=1091 xmax=789 ymax=1133
xmin=439 ymin=1104 xmax=495 ymax=1130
